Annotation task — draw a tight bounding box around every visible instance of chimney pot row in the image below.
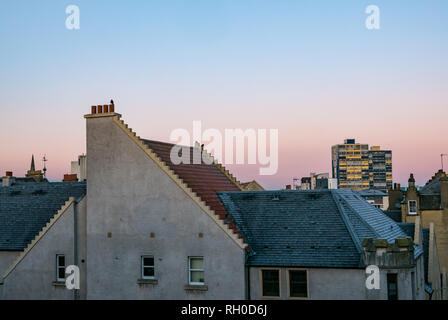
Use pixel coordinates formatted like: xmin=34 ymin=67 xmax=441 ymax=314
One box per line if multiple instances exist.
xmin=91 ymin=104 xmax=115 ymax=115
xmin=5 ymin=171 xmax=13 ymax=177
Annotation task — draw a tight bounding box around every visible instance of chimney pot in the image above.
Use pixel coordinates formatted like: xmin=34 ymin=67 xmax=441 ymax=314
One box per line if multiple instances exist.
xmin=286 ymin=184 xmax=291 ymax=190
xmin=98 ymin=105 xmax=103 ymax=113
xmin=109 ymin=104 xmax=114 ymax=113
xmin=6 ymin=171 xmax=13 ymax=177
xmin=398 ymin=184 xmax=401 ymax=190
xmin=63 ymin=174 xmax=78 ymax=182
xmin=91 ymin=106 xmax=97 ymax=114
xmin=104 ymin=105 xmax=109 ymax=113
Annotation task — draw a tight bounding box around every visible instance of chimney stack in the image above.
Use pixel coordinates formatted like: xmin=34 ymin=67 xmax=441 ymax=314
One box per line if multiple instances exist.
xmin=63 ymin=174 xmax=78 ymax=182
xmin=87 ymin=103 xmax=116 ymax=116
xmin=2 ymin=171 xmax=15 ymax=187
xmin=408 ymin=174 xmax=415 ymax=188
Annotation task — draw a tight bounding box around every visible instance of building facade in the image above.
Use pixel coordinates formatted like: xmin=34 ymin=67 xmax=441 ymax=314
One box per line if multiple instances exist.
xmin=368 ymin=146 xmax=392 ymax=190
xmin=332 ymin=139 xmax=392 ymax=191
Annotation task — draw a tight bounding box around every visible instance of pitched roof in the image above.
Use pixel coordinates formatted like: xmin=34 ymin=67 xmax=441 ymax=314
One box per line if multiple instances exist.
xmin=420 ymin=176 xmax=441 ymax=195
xmin=141 ymin=139 xmax=244 ymax=240
xmin=356 ymin=189 xmax=387 ymax=197
xmin=383 ymin=210 xmax=402 ymax=223
xmin=217 ymin=189 xmax=422 ymax=268
xmin=0 ymin=182 xmax=86 ymax=251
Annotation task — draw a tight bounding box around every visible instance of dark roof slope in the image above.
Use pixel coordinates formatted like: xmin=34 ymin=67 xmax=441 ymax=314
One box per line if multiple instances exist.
xmin=0 ymin=182 xmax=86 ymax=251
xmin=217 ymin=189 xmax=422 ymax=268
xmin=383 ymin=210 xmax=402 ymax=223
xmin=420 ymin=177 xmax=441 ymax=195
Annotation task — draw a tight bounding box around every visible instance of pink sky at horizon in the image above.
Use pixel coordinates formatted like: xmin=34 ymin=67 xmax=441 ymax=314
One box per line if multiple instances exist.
xmin=1 ymin=1 xmax=447 ymax=190
xmin=1 ymin=97 xmax=446 ymax=190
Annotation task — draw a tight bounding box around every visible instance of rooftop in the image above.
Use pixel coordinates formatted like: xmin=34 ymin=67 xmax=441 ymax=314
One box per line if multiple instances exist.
xmin=217 ymin=189 xmax=422 ymax=268
xmin=0 ymin=182 xmax=86 ymax=251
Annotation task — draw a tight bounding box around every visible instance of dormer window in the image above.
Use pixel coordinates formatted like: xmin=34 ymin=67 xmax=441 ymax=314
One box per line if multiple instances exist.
xmin=408 ymin=200 xmax=417 ymax=215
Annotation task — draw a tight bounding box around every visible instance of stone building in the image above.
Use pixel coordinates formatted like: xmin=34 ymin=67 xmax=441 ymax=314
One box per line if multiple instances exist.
xmin=400 ymin=170 xmax=448 ymax=298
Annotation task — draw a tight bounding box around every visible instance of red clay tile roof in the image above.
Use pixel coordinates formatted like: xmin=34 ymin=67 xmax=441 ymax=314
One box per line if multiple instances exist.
xmin=141 ymin=139 xmax=245 ymax=242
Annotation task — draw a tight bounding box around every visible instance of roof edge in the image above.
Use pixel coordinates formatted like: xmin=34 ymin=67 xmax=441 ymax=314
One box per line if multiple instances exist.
xmin=330 ymin=190 xmax=364 ymax=256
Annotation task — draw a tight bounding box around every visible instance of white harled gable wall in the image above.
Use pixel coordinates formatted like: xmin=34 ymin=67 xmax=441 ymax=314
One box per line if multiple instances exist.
xmin=85 ymin=115 xmax=245 ymax=299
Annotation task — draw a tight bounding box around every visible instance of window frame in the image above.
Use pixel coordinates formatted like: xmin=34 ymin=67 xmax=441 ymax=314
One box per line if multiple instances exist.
xmin=56 ymin=254 xmax=66 ymax=282
xmin=286 ymin=268 xmax=309 ymax=299
xmin=408 ymin=200 xmax=417 ymax=215
xmin=259 ymin=268 xmax=281 ymax=299
xmin=188 ymin=256 xmax=205 ymax=285
xmin=141 ymin=255 xmax=155 ymax=280
xmin=387 ymin=273 xmax=399 ymax=300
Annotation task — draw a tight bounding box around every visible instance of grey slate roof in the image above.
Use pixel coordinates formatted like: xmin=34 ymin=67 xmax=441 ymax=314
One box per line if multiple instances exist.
xmin=383 ymin=210 xmax=402 ymax=223
xmin=420 ymin=194 xmax=441 ymax=210
xmin=0 ymin=182 xmax=86 ymax=251
xmin=420 ymin=177 xmax=441 ymax=195
xmin=356 ymin=190 xmax=387 ymax=197
xmin=217 ymin=189 xmax=422 ymax=268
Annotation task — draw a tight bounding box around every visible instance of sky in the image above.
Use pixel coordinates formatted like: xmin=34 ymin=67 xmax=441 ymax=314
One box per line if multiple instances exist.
xmin=0 ymin=0 xmax=447 ymax=190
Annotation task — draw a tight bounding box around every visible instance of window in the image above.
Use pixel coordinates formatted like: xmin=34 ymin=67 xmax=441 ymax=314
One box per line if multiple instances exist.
xmin=288 ymin=270 xmax=308 ymax=298
xmin=261 ymin=269 xmax=280 ymax=297
xmin=189 ymin=257 xmax=204 ymax=285
xmin=408 ymin=200 xmax=417 ymax=215
xmin=387 ymin=273 xmax=398 ymax=300
xmin=56 ymin=254 xmax=65 ymax=282
xmin=141 ymin=256 xmax=155 ymax=279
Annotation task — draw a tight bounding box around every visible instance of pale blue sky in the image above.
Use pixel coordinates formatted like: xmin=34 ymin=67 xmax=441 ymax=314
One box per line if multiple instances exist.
xmin=1 ymin=1 xmax=447 ymax=189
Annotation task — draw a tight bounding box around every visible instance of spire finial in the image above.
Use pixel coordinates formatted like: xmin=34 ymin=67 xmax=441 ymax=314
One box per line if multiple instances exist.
xmin=30 ymin=154 xmax=35 ymax=172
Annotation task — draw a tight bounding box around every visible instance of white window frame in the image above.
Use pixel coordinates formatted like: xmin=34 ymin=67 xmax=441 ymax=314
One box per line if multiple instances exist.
xmin=408 ymin=200 xmax=417 ymax=215
xmin=141 ymin=256 xmax=155 ymax=280
xmin=188 ymin=256 xmax=204 ymax=285
xmin=56 ymin=254 xmax=66 ymax=282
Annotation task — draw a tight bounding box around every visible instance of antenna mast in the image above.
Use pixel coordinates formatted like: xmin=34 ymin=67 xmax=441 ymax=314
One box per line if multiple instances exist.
xmin=441 ymin=154 xmax=447 ymax=171
xmin=42 ymin=155 xmax=48 ymax=178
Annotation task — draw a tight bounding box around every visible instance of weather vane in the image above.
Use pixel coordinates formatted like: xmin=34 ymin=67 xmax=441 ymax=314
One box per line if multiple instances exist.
xmin=42 ymin=155 xmax=48 ymax=178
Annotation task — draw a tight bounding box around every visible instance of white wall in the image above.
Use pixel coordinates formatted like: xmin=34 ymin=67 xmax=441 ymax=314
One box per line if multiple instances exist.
xmin=85 ymin=115 xmax=246 ymax=299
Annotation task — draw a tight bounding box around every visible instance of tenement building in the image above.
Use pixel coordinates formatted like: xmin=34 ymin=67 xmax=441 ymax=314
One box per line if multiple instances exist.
xmin=331 ymin=139 xmax=392 ymax=191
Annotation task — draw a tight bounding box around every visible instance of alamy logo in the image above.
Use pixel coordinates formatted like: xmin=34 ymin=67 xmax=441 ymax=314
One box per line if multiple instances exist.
xmin=365 ymin=5 xmax=380 ymax=30
xmin=365 ymin=265 xmax=380 ymax=290
xmin=169 ymin=121 xmax=279 ymax=175
xmin=65 ymin=265 xmax=80 ymax=290
xmin=65 ymin=5 xmax=80 ymax=30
